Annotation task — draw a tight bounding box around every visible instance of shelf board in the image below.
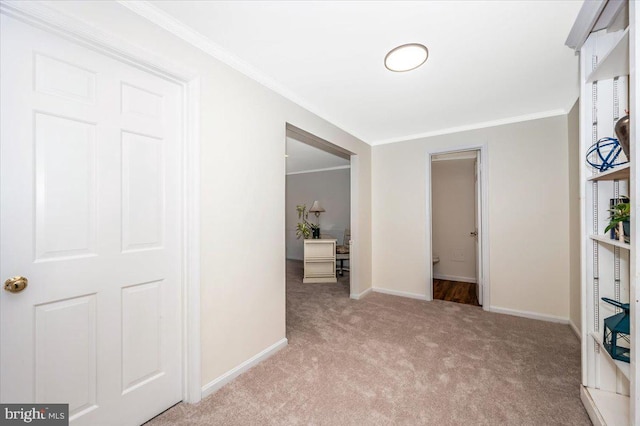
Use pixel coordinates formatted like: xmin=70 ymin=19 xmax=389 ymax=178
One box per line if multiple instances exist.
xmin=582 ymin=386 xmax=629 ymax=426
xmin=587 ymin=28 xmax=629 ymax=83
xmin=589 ymin=235 xmax=630 ymax=250
xmin=589 ymin=332 xmax=630 ymax=380
xmin=587 ymin=164 xmax=630 ymax=181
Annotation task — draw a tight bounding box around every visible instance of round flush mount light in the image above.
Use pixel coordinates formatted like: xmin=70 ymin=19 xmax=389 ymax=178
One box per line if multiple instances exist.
xmin=384 ymin=43 xmax=428 ymax=72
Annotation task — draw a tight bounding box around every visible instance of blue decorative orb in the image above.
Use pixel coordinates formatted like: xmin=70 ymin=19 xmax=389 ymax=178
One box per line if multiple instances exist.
xmin=586 ymin=137 xmax=628 ymax=172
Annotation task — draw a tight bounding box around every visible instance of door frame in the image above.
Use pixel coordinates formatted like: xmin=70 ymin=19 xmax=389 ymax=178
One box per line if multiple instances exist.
xmin=284 ymin=124 xmax=359 ymax=297
xmin=0 ymin=1 xmax=203 ymax=403
xmin=425 ymin=144 xmax=491 ymax=310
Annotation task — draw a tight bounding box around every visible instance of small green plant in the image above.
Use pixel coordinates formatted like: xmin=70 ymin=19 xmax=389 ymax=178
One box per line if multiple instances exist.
xmin=605 ymin=200 xmax=630 ymax=233
xmin=295 ymin=204 xmax=319 ymax=239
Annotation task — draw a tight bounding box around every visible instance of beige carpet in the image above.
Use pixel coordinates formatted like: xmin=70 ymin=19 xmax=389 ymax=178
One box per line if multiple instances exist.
xmin=148 ymin=260 xmax=590 ymax=425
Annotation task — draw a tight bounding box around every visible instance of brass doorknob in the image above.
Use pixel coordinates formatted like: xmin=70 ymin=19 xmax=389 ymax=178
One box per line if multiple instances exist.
xmin=4 ymin=276 xmax=28 ymax=293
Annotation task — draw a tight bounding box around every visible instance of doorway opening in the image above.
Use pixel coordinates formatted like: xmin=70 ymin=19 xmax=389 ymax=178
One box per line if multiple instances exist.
xmin=284 ymin=124 xmax=356 ymax=336
xmin=428 ymin=147 xmax=489 ymax=308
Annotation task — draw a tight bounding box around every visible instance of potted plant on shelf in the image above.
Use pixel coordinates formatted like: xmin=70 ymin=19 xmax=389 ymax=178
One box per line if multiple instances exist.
xmin=295 ymin=204 xmax=319 ymax=239
xmin=605 ymin=199 xmax=630 ymax=243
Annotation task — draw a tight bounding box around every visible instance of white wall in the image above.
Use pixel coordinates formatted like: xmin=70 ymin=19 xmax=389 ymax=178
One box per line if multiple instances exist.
xmin=41 ymin=1 xmax=373 ymax=387
xmin=432 ymin=158 xmax=477 ymax=283
xmin=372 ymin=115 xmax=572 ymax=319
xmin=568 ymin=100 xmax=581 ymax=333
xmin=286 ymin=169 xmax=350 ymax=260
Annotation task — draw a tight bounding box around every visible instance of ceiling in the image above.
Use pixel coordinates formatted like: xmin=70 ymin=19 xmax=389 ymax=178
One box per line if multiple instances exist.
xmin=286 ymin=138 xmax=350 ymax=175
xmin=146 ymin=1 xmax=583 ymax=145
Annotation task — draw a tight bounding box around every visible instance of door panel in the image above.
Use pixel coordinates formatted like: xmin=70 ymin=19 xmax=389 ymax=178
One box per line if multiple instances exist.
xmin=121 ymin=83 xmax=163 ymax=118
xmin=121 ymin=131 xmax=165 ymax=252
xmin=1 ymin=15 xmax=183 ymax=426
xmin=121 ymin=281 xmax=163 ymax=393
xmin=35 ymin=53 xmax=97 ymax=104
xmin=35 ymin=295 xmax=98 ymax=417
xmin=35 ymin=113 xmax=97 ymax=261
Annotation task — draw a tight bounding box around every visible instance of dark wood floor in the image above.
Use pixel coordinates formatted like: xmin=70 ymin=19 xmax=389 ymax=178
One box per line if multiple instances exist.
xmin=433 ymin=279 xmax=480 ymax=306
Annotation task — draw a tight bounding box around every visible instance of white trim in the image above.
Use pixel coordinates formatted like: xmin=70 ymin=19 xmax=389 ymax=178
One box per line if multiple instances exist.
xmin=95 ymin=0 xmax=581 ymax=151
xmin=182 ymin=78 xmax=202 ymax=403
xmin=0 ymin=0 xmax=203 ymax=404
xmin=349 ymin=154 xmax=359 ymax=298
xmin=0 ymin=1 xmax=196 ymax=82
xmin=433 ymin=274 xmax=477 ymax=284
xmin=350 ymin=287 xmax=372 ymax=300
xmin=426 ymin=144 xmax=490 ymax=310
xmin=372 ymin=109 xmax=567 ymax=146
xmin=630 ymin=4 xmax=640 ymax=424
xmin=372 ymin=288 xmax=428 ymax=301
xmin=114 ymin=1 xmax=571 ymax=150
xmin=201 ymin=338 xmax=288 ymax=399
xmin=569 ymin=319 xmax=582 ymax=341
xmin=286 ymin=165 xmax=350 ymax=176
xmin=489 ymin=306 xmax=570 ymax=324
xmin=432 ymin=152 xmax=478 ymax=162
xmin=118 ymin=0 xmax=368 ymax=144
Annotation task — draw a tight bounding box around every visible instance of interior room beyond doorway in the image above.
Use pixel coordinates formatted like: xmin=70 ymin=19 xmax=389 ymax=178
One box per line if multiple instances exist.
xmin=285 ymin=128 xmax=352 ymax=292
xmin=431 ymin=150 xmax=481 ymax=307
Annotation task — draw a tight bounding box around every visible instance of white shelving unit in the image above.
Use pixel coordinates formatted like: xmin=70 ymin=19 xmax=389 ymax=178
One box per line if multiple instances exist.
xmin=589 ymin=234 xmax=631 ymax=250
xmin=587 ymin=163 xmax=630 ymax=181
xmin=582 ymin=387 xmax=630 ymax=426
xmin=568 ymin=1 xmax=638 ymax=424
xmin=586 ymin=28 xmax=629 ymax=83
xmin=302 ymin=239 xmax=337 ymax=283
xmin=590 ymin=331 xmax=631 ymax=380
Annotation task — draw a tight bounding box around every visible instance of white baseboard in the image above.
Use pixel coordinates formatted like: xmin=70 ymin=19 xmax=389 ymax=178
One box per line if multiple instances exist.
xmin=350 ymin=287 xmax=372 ymax=300
xmin=433 ymin=273 xmax=477 ymax=284
xmin=201 ymin=337 xmax=288 ymax=399
xmin=373 ymin=287 xmax=428 ymax=301
xmin=569 ymin=319 xmax=581 ymax=340
xmin=489 ymin=305 xmax=569 ymax=324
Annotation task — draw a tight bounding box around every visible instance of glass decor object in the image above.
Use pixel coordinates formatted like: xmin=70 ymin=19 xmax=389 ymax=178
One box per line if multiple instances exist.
xmin=615 ymin=115 xmax=630 ymax=159
xmin=602 ymin=297 xmax=631 ymax=363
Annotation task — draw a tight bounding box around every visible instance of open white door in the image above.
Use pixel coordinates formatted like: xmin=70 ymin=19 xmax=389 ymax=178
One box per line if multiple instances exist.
xmin=0 ymin=15 xmax=183 ymax=425
xmin=474 ymin=153 xmax=483 ymax=305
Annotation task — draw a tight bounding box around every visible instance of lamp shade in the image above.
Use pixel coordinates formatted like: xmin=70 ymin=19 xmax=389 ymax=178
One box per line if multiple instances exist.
xmin=309 ymin=201 xmax=325 ymax=213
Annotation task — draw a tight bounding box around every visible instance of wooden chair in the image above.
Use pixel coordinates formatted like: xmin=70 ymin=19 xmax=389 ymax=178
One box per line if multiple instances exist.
xmin=336 ymin=229 xmax=350 ymax=276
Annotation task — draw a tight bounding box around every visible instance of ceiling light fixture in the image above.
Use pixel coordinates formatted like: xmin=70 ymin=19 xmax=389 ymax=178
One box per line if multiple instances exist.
xmin=384 ymin=43 xmax=428 ymax=72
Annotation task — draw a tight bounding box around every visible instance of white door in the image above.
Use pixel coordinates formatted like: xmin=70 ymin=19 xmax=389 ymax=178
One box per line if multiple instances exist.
xmin=474 ymin=153 xmax=483 ymax=305
xmin=1 ymin=15 xmax=183 ymax=425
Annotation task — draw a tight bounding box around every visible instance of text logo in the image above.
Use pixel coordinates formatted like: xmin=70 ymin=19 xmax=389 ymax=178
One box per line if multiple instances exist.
xmin=1 ymin=404 xmax=68 ymax=425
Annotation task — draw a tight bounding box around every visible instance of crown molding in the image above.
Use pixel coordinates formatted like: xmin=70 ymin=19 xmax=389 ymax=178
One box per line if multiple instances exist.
xmin=371 ymin=108 xmax=568 ymax=146
xmin=31 ymin=0 xmax=576 ymax=150
xmin=117 ymin=0 xmax=369 ymax=145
